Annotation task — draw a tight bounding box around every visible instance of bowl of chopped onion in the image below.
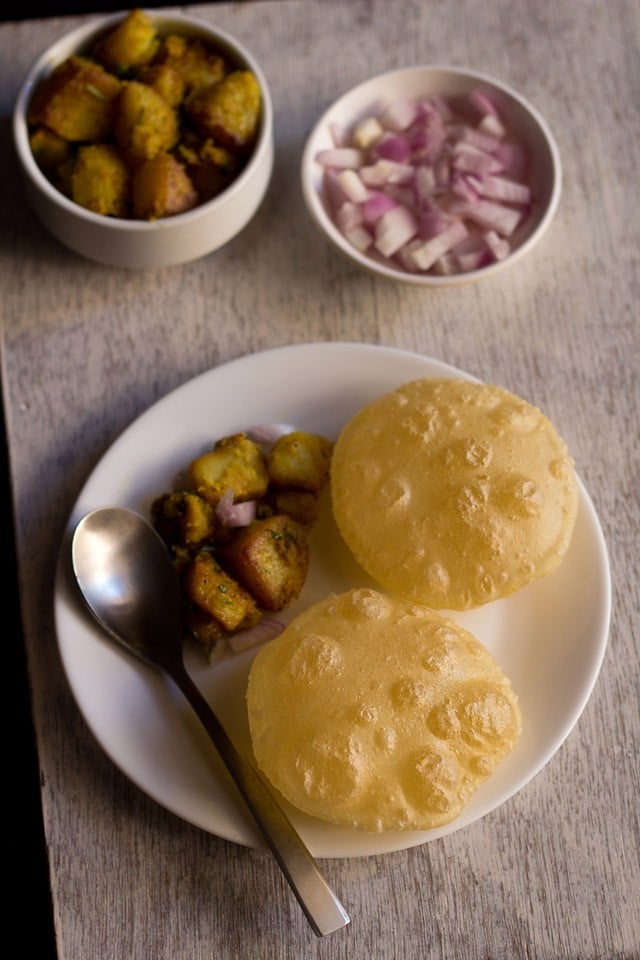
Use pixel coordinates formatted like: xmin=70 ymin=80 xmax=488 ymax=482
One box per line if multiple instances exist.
xmin=301 ymin=65 xmax=561 ymax=284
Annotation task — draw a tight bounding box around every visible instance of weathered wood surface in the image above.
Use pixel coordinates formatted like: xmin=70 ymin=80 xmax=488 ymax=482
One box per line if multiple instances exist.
xmin=1 ymin=1 xmax=638 ymax=957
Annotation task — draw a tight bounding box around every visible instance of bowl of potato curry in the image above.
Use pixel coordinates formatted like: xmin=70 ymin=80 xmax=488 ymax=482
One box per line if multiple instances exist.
xmin=13 ymin=8 xmax=273 ymax=267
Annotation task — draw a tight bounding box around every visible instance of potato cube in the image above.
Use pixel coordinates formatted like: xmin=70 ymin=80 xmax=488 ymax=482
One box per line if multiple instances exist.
xmin=92 ymin=9 xmax=160 ymax=74
xmin=152 ymin=491 xmax=216 ymax=550
xmin=220 ymin=515 xmax=310 ymax=612
xmin=29 ymin=126 xmax=71 ymax=172
xmin=71 ymin=144 xmax=129 ymax=217
xmin=132 ymin=153 xmax=197 ymax=220
xmin=155 ymin=34 xmax=227 ymax=94
xmin=27 ymin=55 xmax=121 ymax=142
xmin=270 ymin=490 xmax=319 ymax=526
xmin=137 ymin=63 xmax=186 ymax=108
xmin=182 ymin=550 xmax=261 ymax=631
xmin=185 ymin=70 xmax=261 ymax=149
xmin=182 ymin=604 xmax=226 ymax=662
xmin=187 ymin=433 xmax=268 ymax=506
xmin=114 ymin=80 xmax=179 ymax=164
xmin=267 ymin=432 xmax=333 ymax=491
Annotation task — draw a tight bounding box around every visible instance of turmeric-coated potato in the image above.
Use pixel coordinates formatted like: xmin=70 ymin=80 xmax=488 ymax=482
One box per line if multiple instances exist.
xmin=136 ymin=63 xmax=186 ymax=108
xmin=177 ymin=133 xmax=236 ymax=202
xmin=188 ymin=433 xmax=269 ymax=506
xmin=220 ymin=514 xmax=310 ymax=612
xmin=131 ymin=153 xmax=198 ymax=220
xmin=92 ymin=8 xmax=160 ymax=74
xmin=29 ymin=126 xmax=71 ymax=172
xmin=270 ymin=490 xmax=320 ymax=526
xmin=182 ymin=603 xmax=226 ymax=662
xmin=152 ymin=491 xmax=217 ymax=550
xmin=267 ymin=431 xmax=333 ymax=491
xmin=185 ymin=70 xmax=261 ymax=148
xmin=70 ymin=144 xmax=129 ymax=217
xmin=26 ymin=11 xmax=265 ymax=222
xmin=27 ymin=55 xmax=121 ymax=142
xmin=114 ymin=80 xmax=179 ymax=164
xmin=154 ymin=34 xmax=227 ymax=94
xmin=182 ymin=549 xmax=261 ymax=631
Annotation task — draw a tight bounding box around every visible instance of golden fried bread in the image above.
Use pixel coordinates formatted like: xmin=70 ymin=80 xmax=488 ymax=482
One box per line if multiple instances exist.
xmin=331 ymin=378 xmax=578 ymax=609
xmin=246 ymin=588 xmax=522 ymax=832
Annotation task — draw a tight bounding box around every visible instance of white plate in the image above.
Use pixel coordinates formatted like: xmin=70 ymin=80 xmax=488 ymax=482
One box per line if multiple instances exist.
xmin=54 ymin=342 xmax=611 ymax=858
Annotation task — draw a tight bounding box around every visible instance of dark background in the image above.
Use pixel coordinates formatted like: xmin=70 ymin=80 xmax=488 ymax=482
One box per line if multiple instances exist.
xmin=3 ymin=0 xmax=196 ymax=21
xmin=3 ymin=3 xmax=225 ymax=956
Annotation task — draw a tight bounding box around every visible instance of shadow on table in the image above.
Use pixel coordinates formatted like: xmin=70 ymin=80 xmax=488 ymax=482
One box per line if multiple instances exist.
xmin=3 ymin=398 xmax=58 ymax=959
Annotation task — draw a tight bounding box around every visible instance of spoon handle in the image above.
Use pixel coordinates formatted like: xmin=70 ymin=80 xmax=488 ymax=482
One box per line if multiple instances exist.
xmin=170 ymin=663 xmax=350 ymax=937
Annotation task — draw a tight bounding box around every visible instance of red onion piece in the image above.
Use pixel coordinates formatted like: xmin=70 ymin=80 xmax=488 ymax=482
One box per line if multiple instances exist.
xmin=315 ymin=147 xmax=363 ymax=169
xmin=450 ymin=199 xmax=522 ymax=236
xmin=409 ymin=219 xmax=469 ymax=271
xmin=362 ymin=191 xmax=398 ymax=223
xmin=375 ymin=205 xmax=418 ymax=257
xmin=247 ymin=423 xmax=295 ymax=444
xmin=228 ymin=617 xmax=285 ymax=654
xmin=215 ymin=489 xmax=257 ymax=527
xmin=336 ymin=169 xmax=369 ymax=202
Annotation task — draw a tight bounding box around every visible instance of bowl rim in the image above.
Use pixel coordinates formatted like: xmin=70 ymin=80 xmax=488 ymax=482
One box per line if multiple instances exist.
xmin=300 ymin=63 xmax=562 ymax=286
xmin=12 ymin=8 xmax=274 ymax=233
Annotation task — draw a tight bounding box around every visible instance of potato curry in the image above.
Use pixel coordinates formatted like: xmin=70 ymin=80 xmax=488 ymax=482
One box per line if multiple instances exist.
xmin=152 ymin=429 xmax=333 ymax=661
xmin=27 ymin=9 xmax=262 ymax=220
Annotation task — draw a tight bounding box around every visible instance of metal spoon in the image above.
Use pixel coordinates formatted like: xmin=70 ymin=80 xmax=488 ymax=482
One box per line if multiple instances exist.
xmin=71 ymin=505 xmax=350 ymax=938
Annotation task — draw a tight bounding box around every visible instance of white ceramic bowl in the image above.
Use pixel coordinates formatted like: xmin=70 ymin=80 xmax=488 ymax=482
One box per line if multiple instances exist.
xmin=301 ymin=65 xmax=561 ymax=285
xmin=13 ymin=11 xmax=274 ymax=269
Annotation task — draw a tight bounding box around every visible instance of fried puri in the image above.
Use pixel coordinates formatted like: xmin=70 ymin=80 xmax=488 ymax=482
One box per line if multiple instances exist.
xmin=330 ymin=378 xmax=578 ymax=609
xmin=246 ymin=588 xmax=522 ymax=832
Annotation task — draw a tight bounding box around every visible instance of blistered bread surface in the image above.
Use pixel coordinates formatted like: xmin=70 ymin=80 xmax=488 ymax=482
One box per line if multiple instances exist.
xmin=330 ymin=378 xmax=578 ymax=609
xmin=246 ymin=588 xmax=522 ymax=832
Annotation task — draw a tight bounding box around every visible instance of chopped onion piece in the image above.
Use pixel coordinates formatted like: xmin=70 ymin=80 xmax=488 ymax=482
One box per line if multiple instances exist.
xmin=374 ymin=205 xmax=418 ymax=257
xmin=469 ymin=88 xmax=501 ymax=119
xmin=479 ymin=113 xmax=507 ymax=138
xmin=451 ymin=173 xmax=481 ymax=201
xmin=471 ymin=174 xmax=531 ymax=205
xmin=227 ymin=617 xmax=285 ymax=654
xmin=360 ymin=159 xmax=414 ymax=186
xmin=215 ymin=489 xmax=257 ymax=527
xmin=352 ymin=116 xmax=384 ymax=148
xmin=414 ymin=165 xmax=437 ymax=199
xmin=363 ymin=191 xmax=398 ymax=223
xmin=408 ymin=219 xmax=468 ymax=271
xmin=451 ymin=199 xmax=522 ymax=236
xmin=329 ymin=121 xmax=346 ymax=146
xmin=315 ymin=147 xmax=363 ymax=169
xmin=456 ymin=248 xmax=490 ymax=272
xmin=381 ymin=96 xmax=418 ymax=131
xmin=484 ymin=230 xmax=511 ymax=260
xmin=336 ymin=169 xmax=369 ymax=202
xmin=418 ymin=206 xmax=451 ymax=240
xmin=433 ymin=253 xmax=458 ymax=275
xmin=451 ymin=123 xmax=502 ymax=154
xmin=452 ymin=148 xmax=500 ymax=177
xmin=336 ymin=200 xmax=364 ymax=232
xmin=344 ymin=223 xmax=373 ymax=251
xmin=494 ymin=142 xmax=528 ymax=180
xmin=374 ymin=133 xmax=411 ymax=163
xmin=247 ymin=423 xmax=295 ymax=444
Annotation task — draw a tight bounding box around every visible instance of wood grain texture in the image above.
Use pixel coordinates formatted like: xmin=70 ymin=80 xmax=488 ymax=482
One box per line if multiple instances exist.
xmin=1 ymin=1 xmax=639 ymax=958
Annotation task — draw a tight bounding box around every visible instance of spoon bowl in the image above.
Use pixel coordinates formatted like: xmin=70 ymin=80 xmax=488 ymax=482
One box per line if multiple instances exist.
xmin=71 ymin=506 xmax=349 ymax=937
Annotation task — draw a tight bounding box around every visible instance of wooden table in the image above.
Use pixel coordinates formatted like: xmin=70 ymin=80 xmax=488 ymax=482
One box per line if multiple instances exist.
xmin=2 ymin=2 xmax=638 ymax=957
